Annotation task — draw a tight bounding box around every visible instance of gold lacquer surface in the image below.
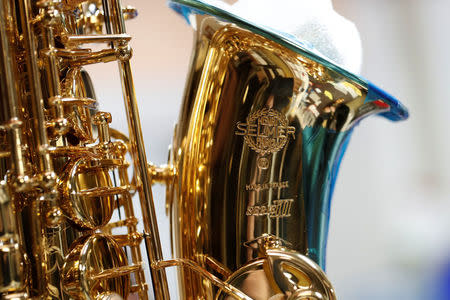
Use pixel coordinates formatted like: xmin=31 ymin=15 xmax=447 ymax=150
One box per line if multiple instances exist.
xmin=169 ymin=16 xmax=384 ymax=299
xmin=0 ymin=184 xmax=23 ymax=294
xmin=60 ymin=157 xmax=116 ymax=229
xmin=216 ymin=247 xmax=335 ymax=300
xmin=62 ymin=234 xmax=130 ymax=299
xmin=0 ymin=0 xmax=404 ymax=297
xmin=0 ymin=0 xmax=155 ymax=298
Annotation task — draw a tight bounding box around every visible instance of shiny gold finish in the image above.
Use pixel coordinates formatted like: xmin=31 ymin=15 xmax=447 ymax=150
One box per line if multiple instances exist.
xmin=216 ymin=240 xmax=336 ymax=300
xmin=58 ymin=156 xmax=117 ymax=229
xmin=0 ymin=183 xmax=24 ymax=294
xmin=154 ymin=259 xmax=252 ymax=300
xmin=106 ymin=0 xmax=169 ymax=296
xmin=0 ymin=0 xmax=405 ymax=299
xmin=62 ymin=234 xmax=130 ymax=299
xmin=63 ymin=33 xmax=131 ymax=45
xmin=0 ymin=0 xmax=161 ymax=298
xmin=166 ymin=14 xmax=399 ymax=299
xmin=148 ymin=163 xmax=176 ymax=184
xmin=235 ymin=108 xmax=296 ymax=155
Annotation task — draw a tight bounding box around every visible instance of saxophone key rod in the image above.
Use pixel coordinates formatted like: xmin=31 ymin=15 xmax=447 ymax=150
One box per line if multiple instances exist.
xmin=0 ymin=2 xmax=27 ymax=184
xmin=63 ymin=33 xmax=132 ymax=45
xmin=104 ymin=0 xmax=170 ymax=298
xmin=16 ymin=0 xmax=56 ymax=185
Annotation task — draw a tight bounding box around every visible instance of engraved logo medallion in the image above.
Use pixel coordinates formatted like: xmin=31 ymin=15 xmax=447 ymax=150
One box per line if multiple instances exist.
xmin=235 ymin=108 xmax=295 ymax=155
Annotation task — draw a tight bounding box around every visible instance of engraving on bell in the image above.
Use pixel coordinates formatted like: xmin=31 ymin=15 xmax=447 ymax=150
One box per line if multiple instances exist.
xmin=235 ymin=108 xmax=296 ymax=155
xmin=246 ymin=199 xmax=294 ymax=218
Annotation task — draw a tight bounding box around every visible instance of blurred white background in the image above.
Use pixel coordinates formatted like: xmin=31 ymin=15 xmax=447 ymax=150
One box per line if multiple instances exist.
xmin=86 ymin=0 xmax=450 ymax=299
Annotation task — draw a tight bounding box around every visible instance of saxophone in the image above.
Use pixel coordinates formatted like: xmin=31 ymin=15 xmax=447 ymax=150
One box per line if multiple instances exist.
xmin=0 ymin=0 xmax=408 ymax=299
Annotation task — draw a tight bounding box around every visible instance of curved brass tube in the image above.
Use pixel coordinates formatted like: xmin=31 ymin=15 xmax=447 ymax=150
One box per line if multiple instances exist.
xmin=153 ymin=259 xmax=253 ymax=300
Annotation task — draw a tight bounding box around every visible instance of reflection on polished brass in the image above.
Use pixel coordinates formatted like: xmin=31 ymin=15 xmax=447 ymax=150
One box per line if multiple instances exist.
xmin=216 ymin=237 xmax=336 ymax=300
xmin=148 ymin=163 xmax=177 ymax=184
xmin=236 ymin=108 xmax=296 ymax=155
xmin=0 ymin=0 xmax=158 ymax=298
xmin=167 ymin=13 xmax=405 ymax=299
xmin=0 ymin=183 xmax=24 ymax=294
xmin=154 ymin=259 xmax=252 ymax=300
xmin=0 ymin=0 xmax=407 ymax=298
xmin=62 ymin=234 xmax=130 ymax=299
xmin=63 ymin=33 xmax=132 ymax=45
xmin=246 ymin=199 xmax=294 ymax=218
xmin=59 ymin=156 xmax=117 ymax=229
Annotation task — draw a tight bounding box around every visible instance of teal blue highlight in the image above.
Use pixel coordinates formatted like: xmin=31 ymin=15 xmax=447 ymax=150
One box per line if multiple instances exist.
xmin=366 ymin=81 xmax=409 ymax=121
xmin=168 ymin=0 xmax=408 ymax=122
xmin=168 ymin=0 xmax=410 ymax=271
xmin=301 ymin=126 xmax=352 ymax=268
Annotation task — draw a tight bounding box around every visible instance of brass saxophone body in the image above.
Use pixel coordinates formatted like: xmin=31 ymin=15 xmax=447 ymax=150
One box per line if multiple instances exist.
xmin=0 ymin=0 xmax=408 ymax=299
xmin=0 ymin=0 xmax=164 ymax=298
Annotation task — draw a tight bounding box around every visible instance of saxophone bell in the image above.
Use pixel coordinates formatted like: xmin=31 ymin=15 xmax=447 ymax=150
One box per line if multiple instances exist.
xmin=165 ymin=0 xmax=408 ymax=299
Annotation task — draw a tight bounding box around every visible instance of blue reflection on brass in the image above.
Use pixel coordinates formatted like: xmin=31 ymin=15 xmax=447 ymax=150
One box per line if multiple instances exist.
xmin=302 ymin=127 xmax=352 ymax=268
xmin=169 ymin=0 xmax=409 ymax=122
xmin=167 ymin=1 xmax=409 ymax=298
